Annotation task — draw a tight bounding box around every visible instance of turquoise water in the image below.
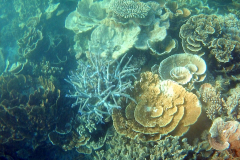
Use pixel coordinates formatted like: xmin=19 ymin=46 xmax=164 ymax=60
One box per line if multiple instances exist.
xmin=0 ymin=0 xmax=240 ymax=159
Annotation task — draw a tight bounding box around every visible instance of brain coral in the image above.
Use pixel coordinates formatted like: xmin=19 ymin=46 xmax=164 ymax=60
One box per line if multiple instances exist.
xmin=112 ymin=71 xmax=202 ymax=142
xmin=110 ymin=0 xmax=150 ymax=19
xmin=159 ymin=53 xmax=207 ymax=84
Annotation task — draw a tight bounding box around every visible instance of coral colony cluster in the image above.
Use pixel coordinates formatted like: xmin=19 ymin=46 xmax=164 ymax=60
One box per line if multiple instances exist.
xmin=65 ymin=52 xmax=138 ymax=123
xmin=1 ymin=0 xmax=240 ymax=159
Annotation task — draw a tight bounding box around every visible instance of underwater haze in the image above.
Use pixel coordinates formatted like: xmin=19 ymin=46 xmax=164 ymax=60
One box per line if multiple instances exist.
xmin=1 ymin=0 xmax=240 ymax=159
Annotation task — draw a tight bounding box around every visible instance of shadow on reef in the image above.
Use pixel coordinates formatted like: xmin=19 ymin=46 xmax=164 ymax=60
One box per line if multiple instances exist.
xmin=0 ymin=74 xmax=76 ymax=159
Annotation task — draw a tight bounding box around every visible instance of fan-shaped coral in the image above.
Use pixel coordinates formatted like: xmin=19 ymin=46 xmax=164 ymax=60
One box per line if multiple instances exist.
xmin=158 ymin=53 xmax=207 ymax=84
xmin=112 ymin=71 xmax=202 ymax=142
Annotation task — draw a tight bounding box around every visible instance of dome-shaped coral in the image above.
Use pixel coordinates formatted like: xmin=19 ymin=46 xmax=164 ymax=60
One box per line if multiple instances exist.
xmin=112 ymin=71 xmax=202 ymax=142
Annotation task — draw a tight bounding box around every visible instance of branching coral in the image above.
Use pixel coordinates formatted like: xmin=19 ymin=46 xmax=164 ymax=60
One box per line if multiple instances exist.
xmin=112 ymin=71 xmax=201 ymax=142
xmin=199 ymin=83 xmax=223 ymax=120
xmin=65 ymin=53 xmax=138 ymax=124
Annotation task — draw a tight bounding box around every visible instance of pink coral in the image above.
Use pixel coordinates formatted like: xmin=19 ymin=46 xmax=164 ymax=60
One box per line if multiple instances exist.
xmin=208 ymin=117 xmax=240 ymax=151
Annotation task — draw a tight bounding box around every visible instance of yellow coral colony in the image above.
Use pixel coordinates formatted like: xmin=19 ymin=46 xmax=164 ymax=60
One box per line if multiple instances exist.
xmin=112 ymin=71 xmax=202 ymax=142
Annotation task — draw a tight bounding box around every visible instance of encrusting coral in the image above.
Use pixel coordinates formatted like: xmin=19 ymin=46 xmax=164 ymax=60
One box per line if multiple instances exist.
xmin=112 ymin=71 xmax=201 ymax=142
xmin=158 ymin=53 xmax=207 ymax=85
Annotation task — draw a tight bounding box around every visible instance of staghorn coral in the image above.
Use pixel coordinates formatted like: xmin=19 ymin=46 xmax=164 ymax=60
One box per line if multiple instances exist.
xmin=112 ymin=71 xmax=201 ymax=142
xmin=110 ymin=0 xmax=150 ymax=19
xmin=209 ymin=117 xmax=240 ymax=151
xmin=199 ymin=83 xmax=223 ymax=120
xmin=65 ymin=52 xmax=138 ymax=124
xmin=158 ymin=53 xmax=207 ymax=85
xmin=179 ymin=14 xmax=221 ymax=56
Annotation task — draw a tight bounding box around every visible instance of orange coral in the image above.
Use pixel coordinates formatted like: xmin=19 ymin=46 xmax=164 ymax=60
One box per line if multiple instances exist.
xmin=112 ymin=71 xmax=202 ymax=141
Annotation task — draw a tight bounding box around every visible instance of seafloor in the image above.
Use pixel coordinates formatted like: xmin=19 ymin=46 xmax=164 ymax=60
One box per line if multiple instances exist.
xmin=0 ymin=0 xmax=240 ymax=159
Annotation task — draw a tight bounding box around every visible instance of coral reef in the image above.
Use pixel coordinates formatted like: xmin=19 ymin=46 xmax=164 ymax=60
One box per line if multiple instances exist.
xmin=95 ymin=128 xmax=211 ymax=160
xmin=179 ymin=14 xmax=221 ymax=56
xmin=199 ymin=83 xmax=224 ymax=120
xmin=158 ymin=53 xmax=207 ymax=85
xmin=224 ymin=84 xmax=240 ymax=120
xmin=148 ymin=36 xmax=178 ymax=56
xmin=112 ymin=71 xmax=201 ymax=142
xmin=88 ymin=20 xmax=140 ymax=60
xmin=209 ymin=117 xmax=240 ymax=151
xmin=0 ymin=74 xmax=61 ymax=149
xmin=17 ymin=27 xmax=43 ymax=58
xmin=65 ymin=52 xmax=138 ymax=124
xmin=110 ymin=0 xmax=150 ymax=19
xmin=65 ymin=0 xmax=107 ymax=34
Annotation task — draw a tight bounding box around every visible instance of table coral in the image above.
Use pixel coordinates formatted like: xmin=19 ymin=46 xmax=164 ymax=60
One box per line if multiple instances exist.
xmin=158 ymin=53 xmax=207 ymax=85
xmin=112 ymin=71 xmax=201 ymax=142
